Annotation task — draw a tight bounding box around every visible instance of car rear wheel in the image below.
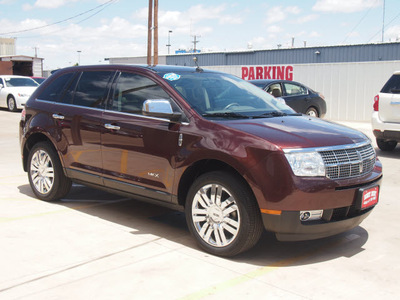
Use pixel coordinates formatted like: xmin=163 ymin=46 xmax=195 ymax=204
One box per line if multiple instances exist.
xmin=185 ymin=171 xmax=263 ymax=257
xmin=7 ymin=96 xmax=17 ymax=112
xmin=376 ymin=139 xmax=397 ymax=151
xmin=306 ymin=106 xmax=319 ymax=117
xmin=27 ymin=142 xmax=72 ymax=201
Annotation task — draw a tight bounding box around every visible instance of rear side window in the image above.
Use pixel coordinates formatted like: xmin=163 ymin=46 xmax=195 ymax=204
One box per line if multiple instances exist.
xmin=110 ymin=72 xmax=172 ymax=114
xmin=381 ymin=74 xmax=400 ymax=93
xmin=72 ymin=71 xmax=114 ymax=108
xmin=37 ymin=72 xmax=74 ymax=102
xmin=283 ymin=83 xmax=307 ymax=96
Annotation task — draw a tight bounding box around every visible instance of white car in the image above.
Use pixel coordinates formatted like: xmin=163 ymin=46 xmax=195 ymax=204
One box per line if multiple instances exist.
xmin=372 ymin=71 xmax=400 ymax=151
xmin=0 ymin=75 xmax=39 ymax=111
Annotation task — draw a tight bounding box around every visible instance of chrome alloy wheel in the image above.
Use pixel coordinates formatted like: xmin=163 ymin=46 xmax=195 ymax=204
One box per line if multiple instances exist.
xmin=30 ymin=149 xmax=55 ymax=195
xmin=191 ymin=183 xmax=240 ymax=247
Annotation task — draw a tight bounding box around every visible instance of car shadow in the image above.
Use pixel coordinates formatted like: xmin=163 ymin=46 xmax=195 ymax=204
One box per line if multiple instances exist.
xmin=375 ymin=146 xmax=400 ymax=158
xmin=18 ymin=183 xmax=369 ymax=267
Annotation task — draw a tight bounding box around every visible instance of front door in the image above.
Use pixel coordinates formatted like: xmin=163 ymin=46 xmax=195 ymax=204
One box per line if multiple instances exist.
xmin=101 ymin=72 xmax=181 ymax=202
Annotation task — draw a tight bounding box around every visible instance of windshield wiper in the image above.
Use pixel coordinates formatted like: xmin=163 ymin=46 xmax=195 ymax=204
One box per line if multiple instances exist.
xmin=253 ymin=112 xmax=302 ymax=119
xmin=202 ymin=112 xmax=250 ymax=119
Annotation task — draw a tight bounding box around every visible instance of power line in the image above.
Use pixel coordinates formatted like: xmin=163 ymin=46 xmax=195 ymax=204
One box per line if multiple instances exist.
xmin=367 ymin=10 xmax=400 ymax=43
xmin=17 ymin=1 xmax=117 ymax=39
xmin=342 ymin=6 xmax=373 ymax=44
xmin=0 ymin=0 xmax=117 ymax=36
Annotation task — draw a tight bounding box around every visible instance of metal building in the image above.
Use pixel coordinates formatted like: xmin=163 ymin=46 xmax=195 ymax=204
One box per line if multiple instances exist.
xmin=167 ymin=43 xmax=400 ymax=122
xmin=166 ymin=42 xmax=400 ymax=66
xmin=107 ymin=43 xmax=400 ymax=121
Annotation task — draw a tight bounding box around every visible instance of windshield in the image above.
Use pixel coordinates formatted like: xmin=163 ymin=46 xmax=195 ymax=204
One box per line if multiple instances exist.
xmin=160 ymin=71 xmax=295 ymax=119
xmin=4 ymin=77 xmax=39 ymax=87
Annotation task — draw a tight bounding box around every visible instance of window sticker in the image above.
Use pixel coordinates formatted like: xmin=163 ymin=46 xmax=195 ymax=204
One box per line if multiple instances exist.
xmin=163 ymin=73 xmax=181 ymax=81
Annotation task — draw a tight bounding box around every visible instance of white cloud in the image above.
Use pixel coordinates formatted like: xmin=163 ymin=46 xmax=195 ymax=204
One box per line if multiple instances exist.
xmin=220 ymin=15 xmax=243 ymax=25
xmin=22 ymin=3 xmax=33 ymax=11
xmin=267 ymin=25 xmax=282 ymax=33
xmin=265 ymin=6 xmax=286 ymax=24
xmin=313 ymin=0 xmax=381 ymax=13
xmin=265 ymin=6 xmax=301 ymax=24
xmin=32 ymin=0 xmax=75 ymax=9
xmin=385 ymin=25 xmax=400 ymax=42
xmin=309 ymin=31 xmax=321 ymax=38
xmin=286 ymin=6 xmax=301 ymax=15
xmin=295 ymin=14 xmax=319 ymax=24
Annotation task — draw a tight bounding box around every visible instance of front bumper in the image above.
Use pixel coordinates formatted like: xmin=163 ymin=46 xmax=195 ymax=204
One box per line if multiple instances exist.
xmin=262 ymin=207 xmax=373 ymax=241
xmin=261 ymin=177 xmax=382 ymax=241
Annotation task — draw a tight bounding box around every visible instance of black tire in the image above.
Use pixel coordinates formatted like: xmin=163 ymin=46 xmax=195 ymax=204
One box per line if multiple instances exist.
xmin=7 ymin=95 xmax=17 ymax=112
xmin=376 ymin=139 xmax=397 ymax=151
xmin=305 ymin=106 xmax=319 ymax=117
xmin=185 ymin=171 xmax=263 ymax=257
xmin=27 ymin=142 xmax=72 ymax=201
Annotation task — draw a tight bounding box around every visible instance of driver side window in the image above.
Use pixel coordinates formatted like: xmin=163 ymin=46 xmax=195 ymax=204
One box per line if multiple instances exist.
xmin=111 ymin=72 xmax=173 ymax=115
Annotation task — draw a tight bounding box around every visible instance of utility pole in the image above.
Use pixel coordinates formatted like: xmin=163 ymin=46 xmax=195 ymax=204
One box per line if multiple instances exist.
xmin=147 ymin=0 xmax=153 ymax=66
xmin=77 ymin=50 xmax=81 ymax=65
xmin=33 ymin=47 xmax=38 ymax=57
xmin=192 ymin=35 xmax=201 ymax=53
xmin=382 ymin=0 xmax=385 ymax=42
xmin=166 ymin=30 xmax=172 ymax=54
xmin=153 ymin=0 xmax=158 ymax=65
xmin=147 ymin=0 xmax=159 ymax=65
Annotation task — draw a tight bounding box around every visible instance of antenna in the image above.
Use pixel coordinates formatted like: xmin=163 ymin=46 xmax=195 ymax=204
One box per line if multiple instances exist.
xmin=193 ymin=57 xmax=203 ymax=72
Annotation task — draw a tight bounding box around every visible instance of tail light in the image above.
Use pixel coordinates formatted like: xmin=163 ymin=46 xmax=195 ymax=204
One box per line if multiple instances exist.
xmin=21 ymin=107 xmax=26 ymax=122
xmin=373 ymin=95 xmax=379 ymax=111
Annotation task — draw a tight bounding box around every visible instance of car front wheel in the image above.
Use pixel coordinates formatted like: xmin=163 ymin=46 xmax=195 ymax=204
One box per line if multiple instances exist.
xmin=306 ymin=106 xmax=319 ymax=117
xmin=7 ymin=96 xmax=17 ymax=112
xmin=27 ymin=142 xmax=72 ymax=201
xmin=185 ymin=171 xmax=263 ymax=257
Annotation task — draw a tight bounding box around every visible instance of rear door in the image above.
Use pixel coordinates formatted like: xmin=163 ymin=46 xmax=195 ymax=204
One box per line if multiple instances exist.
xmin=101 ymin=71 xmax=182 ymax=202
xmin=281 ymin=82 xmax=309 ymax=114
xmin=379 ymin=73 xmax=400 ymax=123
xmin=53 ymin=70 xmax=115 ymax=184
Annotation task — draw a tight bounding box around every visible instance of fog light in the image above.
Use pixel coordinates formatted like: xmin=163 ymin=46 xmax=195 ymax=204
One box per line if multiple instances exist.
xmin=300 ymin=210 xmax=323 ymax=221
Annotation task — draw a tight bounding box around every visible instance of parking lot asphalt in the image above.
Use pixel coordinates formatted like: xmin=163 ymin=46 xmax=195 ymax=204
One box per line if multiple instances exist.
xmin=0 ymin=108 xmax=399 ymax=300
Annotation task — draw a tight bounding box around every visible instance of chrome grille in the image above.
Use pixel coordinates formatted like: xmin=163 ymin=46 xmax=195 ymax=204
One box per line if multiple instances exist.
xmin=319 ymin=144 xmax=376 ymax=179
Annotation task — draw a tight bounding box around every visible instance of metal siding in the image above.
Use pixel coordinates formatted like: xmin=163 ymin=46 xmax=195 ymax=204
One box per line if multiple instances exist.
xmin=206 ymin=61 xmax=400 ymax=121
xmin=166 ymin=43 xmax=400 ymax=66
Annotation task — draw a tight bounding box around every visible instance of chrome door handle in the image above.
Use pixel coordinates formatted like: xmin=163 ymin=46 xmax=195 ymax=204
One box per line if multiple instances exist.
xmin=104 ymin=123 xmax=120 ymax=130
xmin=52 ymin=113 xmax=64 ymax=120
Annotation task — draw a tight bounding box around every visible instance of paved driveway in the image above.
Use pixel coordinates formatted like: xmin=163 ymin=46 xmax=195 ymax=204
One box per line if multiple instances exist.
xmin=0 ymin=109 xmax=398 ymax=299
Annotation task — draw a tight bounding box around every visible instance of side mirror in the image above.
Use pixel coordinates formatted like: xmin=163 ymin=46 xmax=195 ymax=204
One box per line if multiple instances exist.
xmin=142 ymin=99 xmax=182 ymax=122
xmin=0 ymin=84 xmax=3 ymax=89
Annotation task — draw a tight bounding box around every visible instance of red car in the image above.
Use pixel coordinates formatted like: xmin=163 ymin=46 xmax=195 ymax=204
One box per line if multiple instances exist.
xmin=19 ymin=65 xmax=382 ymax=256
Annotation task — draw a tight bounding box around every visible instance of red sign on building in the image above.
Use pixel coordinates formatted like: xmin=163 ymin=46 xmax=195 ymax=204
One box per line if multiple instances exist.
xmin=241 ymin=65 xmax=294 ymax=81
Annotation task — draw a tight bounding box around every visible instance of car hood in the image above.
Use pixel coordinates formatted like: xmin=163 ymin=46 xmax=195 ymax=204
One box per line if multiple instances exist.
xmin=220 ymin=116 xmax=368 ymax=149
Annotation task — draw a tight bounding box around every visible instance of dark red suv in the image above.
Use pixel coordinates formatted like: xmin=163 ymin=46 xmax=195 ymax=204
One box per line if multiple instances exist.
xmin=19 ymin=65 xmax=382 ymax=256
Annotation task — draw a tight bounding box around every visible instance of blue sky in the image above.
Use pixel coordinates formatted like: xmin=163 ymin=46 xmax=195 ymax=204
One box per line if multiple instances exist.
xmin=0 ymin=0 xmax=399 ymax=69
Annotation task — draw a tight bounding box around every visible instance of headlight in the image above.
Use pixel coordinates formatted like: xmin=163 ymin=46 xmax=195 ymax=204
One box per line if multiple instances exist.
xmin=284 ymin=151 xmax=325 ymax=177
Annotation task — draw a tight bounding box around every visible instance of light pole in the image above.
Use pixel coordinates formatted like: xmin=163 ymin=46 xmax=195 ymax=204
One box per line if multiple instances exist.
xmin=77 ymin=50 xmax=82 ymax=65
xmin=166 ymin=30 xmax=172 ymax=54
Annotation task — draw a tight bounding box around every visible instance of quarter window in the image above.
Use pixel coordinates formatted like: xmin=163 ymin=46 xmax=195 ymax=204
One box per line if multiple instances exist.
xmin=37 ymin=72 xmax=74 ymax=102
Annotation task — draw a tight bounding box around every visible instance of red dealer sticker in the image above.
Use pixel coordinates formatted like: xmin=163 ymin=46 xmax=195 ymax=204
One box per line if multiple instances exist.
xmin=361 ymin=186 xmax=379 ymax=209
